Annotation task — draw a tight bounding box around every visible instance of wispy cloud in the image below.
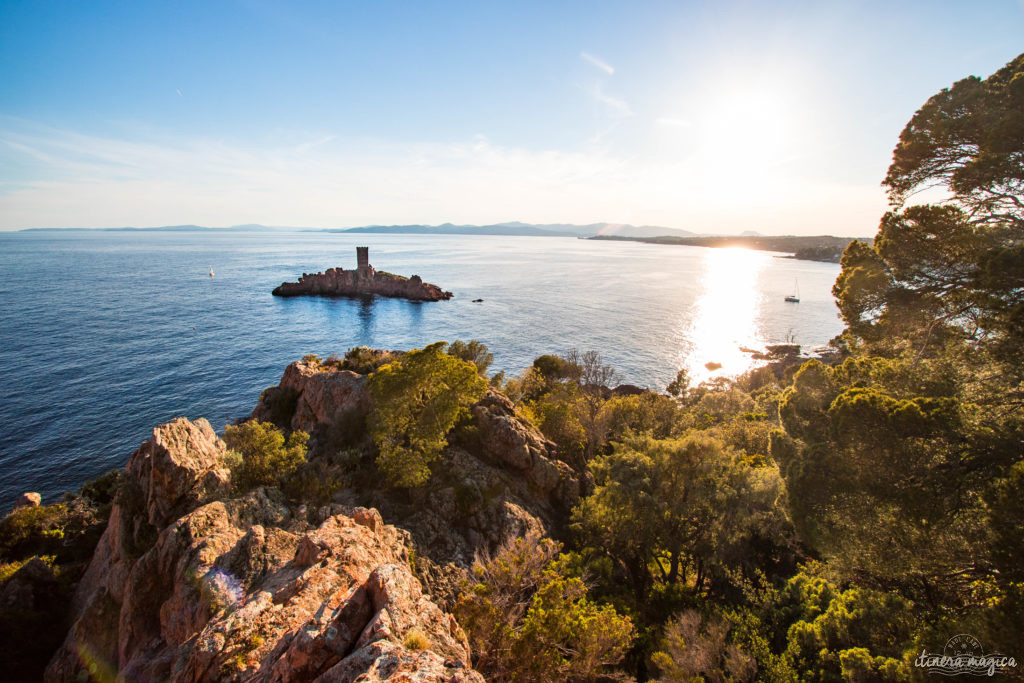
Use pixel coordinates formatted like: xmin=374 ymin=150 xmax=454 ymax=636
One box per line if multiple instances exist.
xmin=656 ymin=117 xmax=692 ymax=128
xmin=580 ymin=82 xmax=633 ymax=118
xmin=0 ymin=119 xmax=886 ymax=235
xmin=580 ymin=51 xmax=614 ymax=75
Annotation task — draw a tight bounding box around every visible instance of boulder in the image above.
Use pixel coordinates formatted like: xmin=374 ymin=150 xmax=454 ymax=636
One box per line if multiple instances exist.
xmin=125 ymin=417 xmax=231 ymax=528
xmin=252 ymin=360 xmax=369 ymax=434
xmin=12 ymin=492 xmax=41 ymax=511
xmin=472 ymin=389 xmax=579 ymax=501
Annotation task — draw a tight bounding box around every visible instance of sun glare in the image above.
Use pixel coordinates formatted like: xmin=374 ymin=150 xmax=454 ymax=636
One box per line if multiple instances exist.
xmin=698 ymin=82 xmax=800 ymax=171
xmin=680 ymin=247 xmax=766 ymax=383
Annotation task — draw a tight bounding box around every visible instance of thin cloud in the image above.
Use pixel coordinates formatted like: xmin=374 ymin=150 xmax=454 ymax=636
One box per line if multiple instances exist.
xmin=176 ymin=88 xmax=183 ymax=97
xmin=656 ymin=117 xmax=692 ymax=128
xmin=0 ymin=119 xmax=885 ymax=235
xmin=294 ymin=135 xmax=335 ymax=154
xmin=581 ymin=51 xmax=614 ymax=75
xmin=579 ymin=82 xmax=633 ymax=118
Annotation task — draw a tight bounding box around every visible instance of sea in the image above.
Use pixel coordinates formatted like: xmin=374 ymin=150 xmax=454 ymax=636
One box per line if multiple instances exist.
xmin=0 ymin=230 xmax=844 ymax=508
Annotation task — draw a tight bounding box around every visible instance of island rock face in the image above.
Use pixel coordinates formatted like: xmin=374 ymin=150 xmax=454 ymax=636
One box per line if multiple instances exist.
xmin=273 ymin=247 xmax=453 ymax=301
xmin=45 ymin=417 xmax=482 ymax=682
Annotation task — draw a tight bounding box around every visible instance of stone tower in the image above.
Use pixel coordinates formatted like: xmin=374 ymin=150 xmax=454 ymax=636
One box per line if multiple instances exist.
xmin=356 ymin=246 xmax=369 ymax=269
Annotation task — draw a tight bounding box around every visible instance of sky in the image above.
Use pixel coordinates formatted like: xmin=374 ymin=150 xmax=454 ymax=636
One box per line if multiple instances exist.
xmin=1 ymin=1 xmax=1022 ymax=235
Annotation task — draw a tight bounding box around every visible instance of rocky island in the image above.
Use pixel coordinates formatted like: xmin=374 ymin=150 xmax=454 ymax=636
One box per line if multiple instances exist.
xmin=272 ymin=247 xmax=453 ymax=301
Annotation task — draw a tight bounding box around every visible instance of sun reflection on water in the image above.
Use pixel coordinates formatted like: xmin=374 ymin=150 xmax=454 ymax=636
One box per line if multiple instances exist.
xmin=680 ymin=248 xmax=767 ymax=384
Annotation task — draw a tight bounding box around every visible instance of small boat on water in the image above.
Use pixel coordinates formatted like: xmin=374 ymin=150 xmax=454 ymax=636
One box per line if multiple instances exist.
xmin=784 ymin=278 xmax=800 ymax=303
xmin=209 ymin=266 xmax=214 ymax=278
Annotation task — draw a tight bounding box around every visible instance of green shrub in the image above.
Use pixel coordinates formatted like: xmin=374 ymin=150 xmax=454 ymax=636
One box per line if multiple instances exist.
xmin=0 ymin=504 xmax=69 ymax=560
xmin=532 ymin=354 xmax=572 ymax=380
xmin=403 ymin=628 xmax=430 ymax=651
xmin=341 ymin=346 xmax=401 ymax=374
xmin=283 ymin=458 xmax=345 ymax=505
xmin=447 ymin=340 xmax=494 ymax=376
xmin=323 ymin=404 xmax=369 ymax=451
xmin=223 ymin=421 xmax=309 ymax=493
xmin=78 ymin=469 xmax=122 ymax=511
xmin=455 ymin=532 xmax=634 ymax=682
xmin=367 ymin=342 xmax=487 ymax=487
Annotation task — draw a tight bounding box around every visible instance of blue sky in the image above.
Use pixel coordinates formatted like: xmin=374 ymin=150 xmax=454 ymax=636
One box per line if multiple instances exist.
xmin=1 ymin=1 xmax=1022 ymax=234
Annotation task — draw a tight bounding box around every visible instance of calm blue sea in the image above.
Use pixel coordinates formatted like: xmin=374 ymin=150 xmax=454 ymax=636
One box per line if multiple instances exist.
xmin=0 ymin=230 xmax=844 ymax=507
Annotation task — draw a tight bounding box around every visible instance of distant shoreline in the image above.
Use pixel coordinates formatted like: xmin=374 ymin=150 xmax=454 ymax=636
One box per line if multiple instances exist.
xmin=587 ymin=234 xmax=872 ymax=263
xmin=11 ymin=225 xmax=870 ymax=262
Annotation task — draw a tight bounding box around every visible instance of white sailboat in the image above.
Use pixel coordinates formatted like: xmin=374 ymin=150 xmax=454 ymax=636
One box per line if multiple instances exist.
xmin=209 ymin=266 xmax=214 ymax=278
xmin=784 ymin=279 xmax=800 ymax=303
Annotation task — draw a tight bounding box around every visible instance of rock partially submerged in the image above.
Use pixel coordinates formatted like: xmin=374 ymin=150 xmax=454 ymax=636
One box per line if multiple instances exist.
xmin=273 ymin=247 xmax=452 ymax=302
xmin=45 ymin=417 xmax=482 ymax=682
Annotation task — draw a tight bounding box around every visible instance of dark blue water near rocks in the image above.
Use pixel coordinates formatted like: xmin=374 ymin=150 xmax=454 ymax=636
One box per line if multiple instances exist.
xmin=0 ymin=230 xmax=844 ymax=507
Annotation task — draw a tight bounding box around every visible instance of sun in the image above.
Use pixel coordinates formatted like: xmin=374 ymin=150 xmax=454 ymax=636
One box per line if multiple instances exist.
xmin=697 ymin=80 xmax=800 ymax=171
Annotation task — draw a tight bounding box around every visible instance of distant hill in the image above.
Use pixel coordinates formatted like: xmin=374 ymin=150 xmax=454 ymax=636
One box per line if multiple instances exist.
xmin=18 ymin=221 xmax=696 ymax=237
xmin=334 ymin=222 xmax=698 ymax=238
xmin=333 ymin=223 xmax=569 ymax=236
xmin=21 ymin=224 xmax=279 ymax=232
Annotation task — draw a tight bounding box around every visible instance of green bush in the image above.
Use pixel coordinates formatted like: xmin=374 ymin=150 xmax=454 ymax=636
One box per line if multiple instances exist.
xmin=223 ymin=421 xmax=309 ymax=493
xmin=455 ymin=532 xmax=634 ymax=682
xmin=0 ymin=505 xmax=70 ymax=560
xmin=283 ymin=458 xmax=345 ymax=505
xmin=367 ymin=342 xmax=487 ymax=487
xmin=447 ymin=340 xmax=494 ymax=376
xmin=341 ymin=346 xmax=402 ymax=374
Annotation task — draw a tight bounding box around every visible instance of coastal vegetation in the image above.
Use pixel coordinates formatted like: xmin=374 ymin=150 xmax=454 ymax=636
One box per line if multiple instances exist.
xmin=367 ymin=341 xmax=488 ymax=487
xmin=1 ymin=53 xmax=1021 ymax=681
xmin=222 ymin=420 xmax=309 ymax=492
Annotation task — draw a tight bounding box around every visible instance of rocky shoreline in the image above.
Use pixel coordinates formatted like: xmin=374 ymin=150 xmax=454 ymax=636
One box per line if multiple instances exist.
xmin=3 ymin=353 xmax=582 ymax=681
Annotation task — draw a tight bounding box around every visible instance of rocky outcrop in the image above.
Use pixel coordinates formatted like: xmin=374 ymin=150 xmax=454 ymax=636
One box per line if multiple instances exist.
xmin=252 ymin=360 xmax=369 ymax=435
xmin=251 ymin=362 xmax=583 ymax=578
xmin=273 ymin=265 xmax=452 ymax=302
xmin=473 ymin=390 xmax=579 ymax=503
xmin=46 ymin=418 xmax=482 ymax=682
xmin=12 ymin=491 xmax=41 ymax=510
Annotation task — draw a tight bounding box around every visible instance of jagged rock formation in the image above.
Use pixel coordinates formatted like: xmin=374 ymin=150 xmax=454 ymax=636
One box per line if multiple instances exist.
xmin=45 ymin=417 xmax=482 ymax=682
xmin=272 ymin=248 xmax=452 ymax=301
xmin=251 ymin=360 xmax=584 ymax=599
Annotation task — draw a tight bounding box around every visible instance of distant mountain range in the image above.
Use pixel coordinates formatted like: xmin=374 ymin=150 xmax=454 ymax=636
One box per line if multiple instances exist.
xmin=21 ymin=224 xmax=278 ymax=232
xmin=326 ymin=222 xmax=699 ymax=238
xmin=20 ymin=222 xmax=698 ymax=238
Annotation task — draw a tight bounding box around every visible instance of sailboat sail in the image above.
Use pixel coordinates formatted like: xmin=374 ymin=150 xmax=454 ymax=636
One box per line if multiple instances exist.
xmin=785 ymin=278 xmax=799 ymax=302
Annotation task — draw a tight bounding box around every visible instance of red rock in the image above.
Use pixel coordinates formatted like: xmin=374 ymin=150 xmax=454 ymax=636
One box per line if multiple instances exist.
xmin=12 ymin=491 xmax=41 ymax=511
xmin=45 ymin=418 xmax=482 ymax=682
